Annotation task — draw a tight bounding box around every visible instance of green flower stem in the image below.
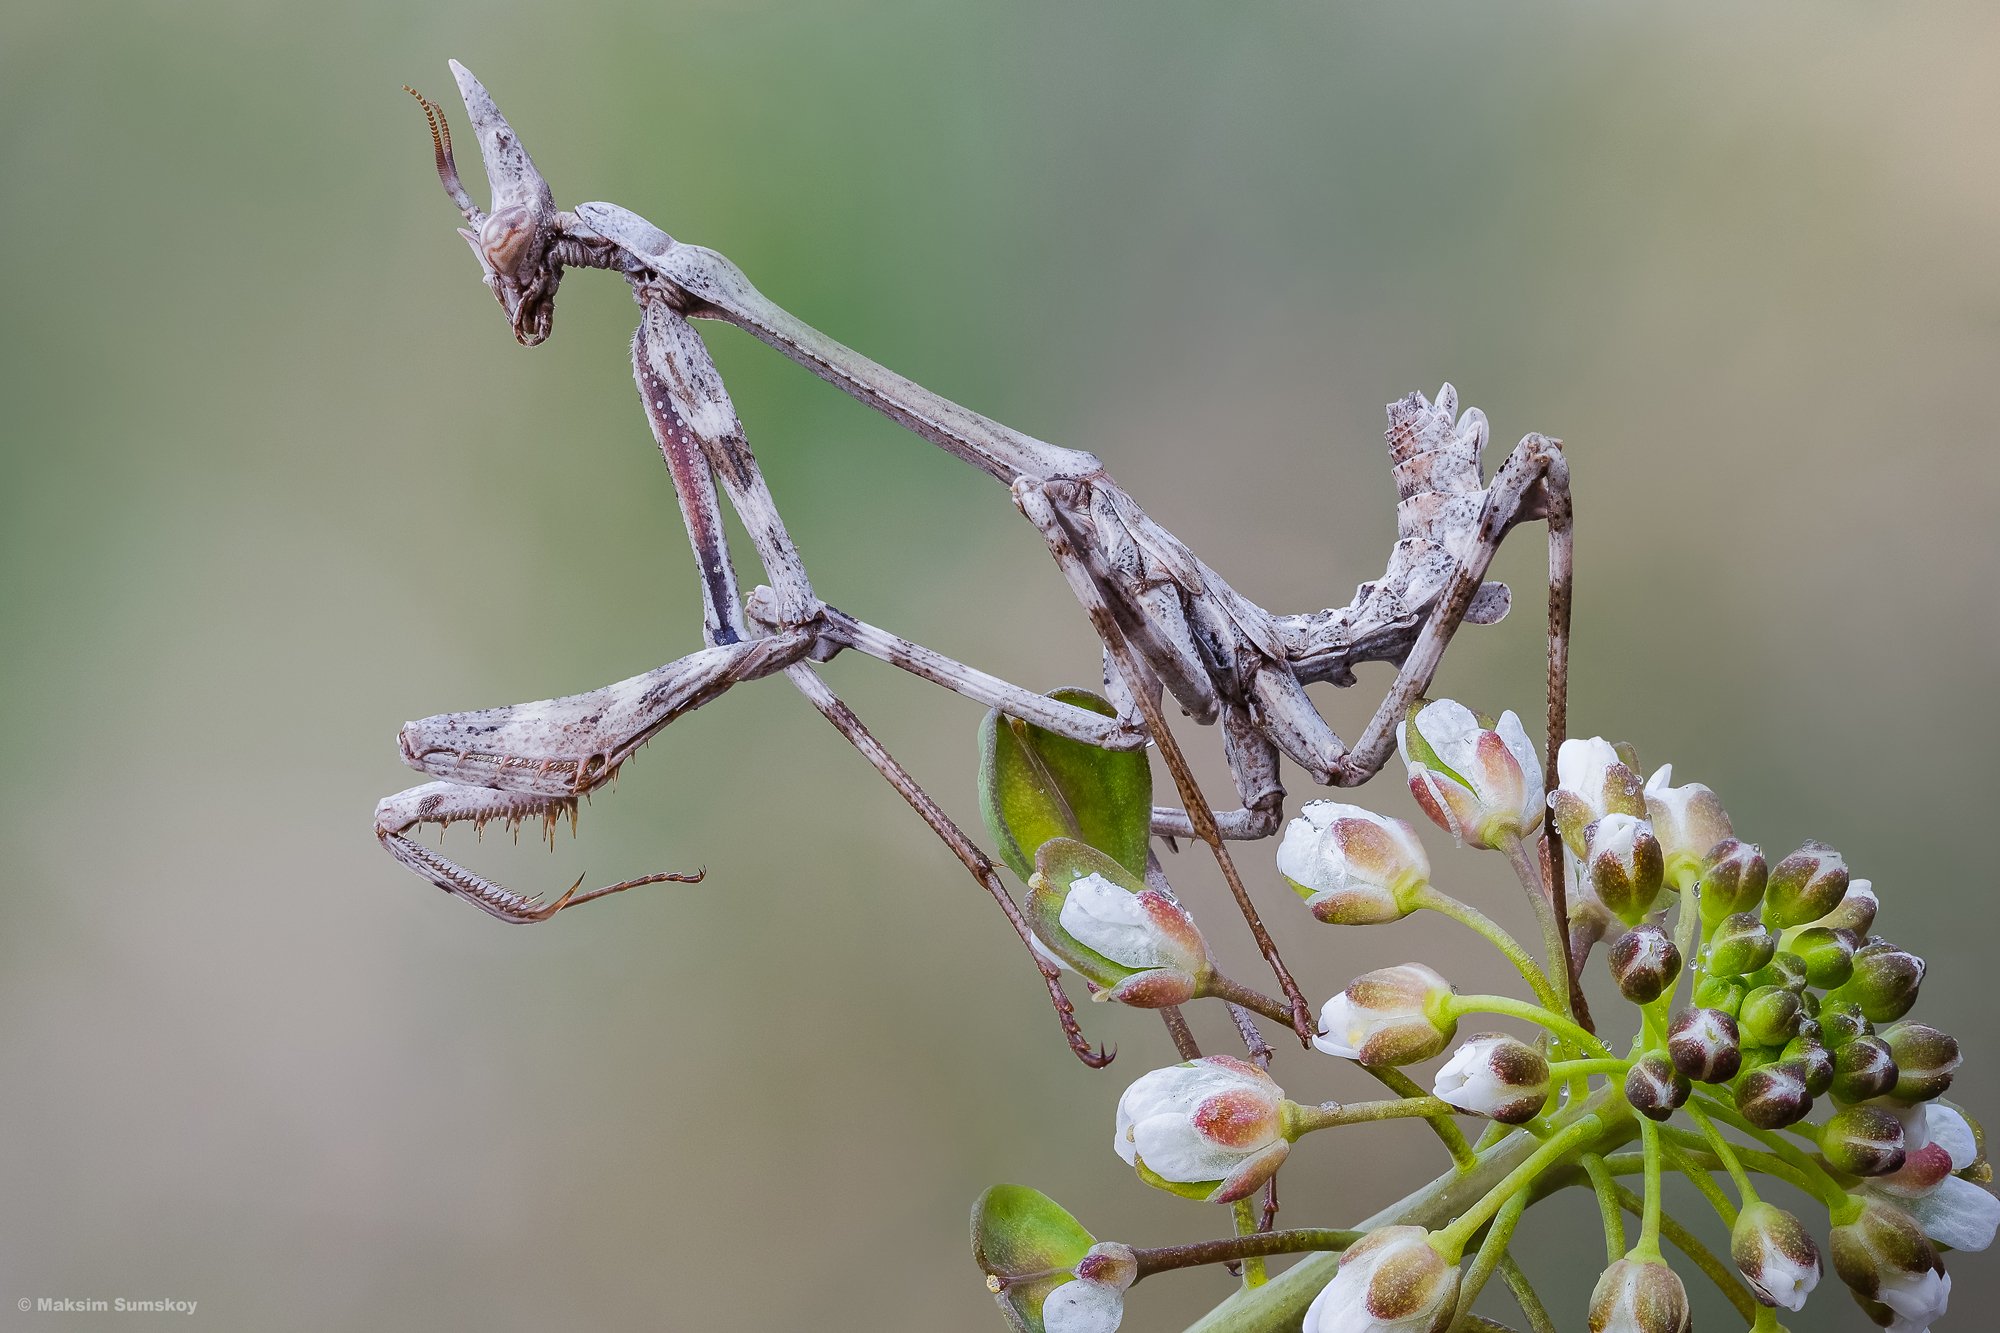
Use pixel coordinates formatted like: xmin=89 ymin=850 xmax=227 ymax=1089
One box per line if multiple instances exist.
xmin=1201 ymin=973 xmax=1296 ymax=1025
xmin=1660 ymin=1137 xmax=1739 ymax=1229
xmin=1365 ymin=1065 xmax=1477 ymax=1169
xmin=1498 ymin=1255 xmax=1557 ymax=1333
xmin=1632 ymin=1118 xmax=1665 ymax=1261
xmin=1448 ymin=1185 xmax=1530 ymax=1333
xmin=1132 ymin=1228 xmax=1363 ymax=1279
xmin=1231 ymin=1199 xmax=1268 ymax=1288
xmin=1683 ymin=1102 xmax=1758 ymax=1206
xmin=1284 ymin=1096 xmax=1460 ymax=1137
xmin=1605 ymin=1140 xmax=1820 ymax=1202
xmin=1672 ymin=882 xmax=1703 ymax=1009
xmin=1580 ymin=1153 xmax=1625 ymax=1262
xmin=1499 ymin=833 xmax=1574 ymax=1021
xmin=1548 ymin=1057 xmax=1631 ymax=1081
xmin=1447 ymin=995 xmax=1610 ymax=1059
xmin=1411 ymin=886 xmax=1560 ymax=1009
xmin=1608 ymin=1181 xmax=1760 ymax=1322
xmin=1181 ymin=1088 xmax=1628 ymax=1333
xmin=1434 ymin=1112 xmax=1612 ymax=1259
xmin=1690 ymin=1094 xmax=1849 ymax=1211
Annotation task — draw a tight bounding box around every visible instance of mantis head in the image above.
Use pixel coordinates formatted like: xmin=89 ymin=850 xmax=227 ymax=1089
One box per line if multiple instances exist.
xmin=406 ymin=61 xmax=563 ymax=346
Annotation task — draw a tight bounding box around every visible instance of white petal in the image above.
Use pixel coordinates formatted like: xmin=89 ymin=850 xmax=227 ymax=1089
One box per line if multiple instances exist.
xmin=1903 ymin=1176 xmax=2000 ymax=1252
xmin=1061 ymin=874 xmax=1171 ymax=969
xmin=1645 ymin=764 xmax=1674 ymax=796
xmin=1493 ymin=710 xmax=1543 ymax=806
xmin=1043 ymin=1279 xmax=1124 ymax=1333
xmin=1129 ymin=1112 xmax=1241 ymax=1183
xmin=1929 ymin=1105 xmax=1977 ymax=1172
xmin=1413 ymin=699 xmax=1483 ymax=774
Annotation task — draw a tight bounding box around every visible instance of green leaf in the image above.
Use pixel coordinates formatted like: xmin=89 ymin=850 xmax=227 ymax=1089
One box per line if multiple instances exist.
xmin=971 ymin=1185 xmax=1097 ymax=1333
xmin=979 ymin=689 xmax=1151 ymax=881
xmin=971 ymin=1184 xmax=1096 ymax=1278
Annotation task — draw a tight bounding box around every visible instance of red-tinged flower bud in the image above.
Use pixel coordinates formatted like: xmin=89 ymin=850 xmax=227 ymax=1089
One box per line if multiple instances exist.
xmin=1697 ymin=839 xmax=1768 ymax=928
xmin=1643 ymin=764 xmax=1733 ymax=891
xmin=1837 ymin=942 xmax=1926 ymax=1024
xmin=1551 ymin=737 xmax=1647 ymax=859
xmin=1705 ymin=913 xmax=1775 ymax=979
xmin=1762 ymin=841 xmax=1849 ymax=929
xmin=1783 ymin=878 xmax=1878 ymax=941
xmin=1831 ymin=1198 xmax=1949 ymax=1329
xmin=1625 ymin=1052 xmax=1690 ymax=1122
xmin=1782 ymin=1034 xmax=1836 ymax=1098
xmin=1303 ymin=1225 xmax=1461 ymax=1333
xmin=1587 ymin=1257 xmax=1691 ymax=1333
xmin=1041 ymin=1244 xmax=1136 ymax=1333
xmin=1027 ymin=841 xmax=1210 ymax=1008
xmin=1692 ymin=975 xmax=1746 ymax=1017
xmin=1823 ymin=1105 xmax=1909 ymax=1177
xmin=1732 ymin=1200 xmax=1823 ymax=1312
xmin=1583 ymin=814 xmax=1666 ymax=925
xmin=1431 ymin=1034 xmax=1551 ymax=1124
xmin=1738 ymin=985 xmax=1804 ymax=1048
xmin=1878 ymin=1023 xmax=1961 ymax=1104
xmin=1735 ymin=1060 xmax=1814 ymax=1129
xmin=1819 ymin=1000 xmax=1874 ymax=1050
xmin=1831 ymin=1035 xmax=1901 ymax=1106
xmin=1787 ymin=926 xmax=1857 ymax=990
xmin=1398 ymin=700 xmax=1543 ymax=851
xmin=1669 ymin=1008 xmax=1742 ymax=1084
xmin=1313 ymin=964 xmax=1458 ymax=1067
xmin=1608 ymin=924 xmax=1681 ymax=1005
xmin=1114 ymin=1056 xmax=1289 ymax=1203
xmin=1277 ymin=801 xmax=1431 ymax=925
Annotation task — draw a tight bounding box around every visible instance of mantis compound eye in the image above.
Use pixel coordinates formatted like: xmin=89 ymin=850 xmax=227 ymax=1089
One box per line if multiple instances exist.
xmin=478 ymin=206 xmax=536 ymax=277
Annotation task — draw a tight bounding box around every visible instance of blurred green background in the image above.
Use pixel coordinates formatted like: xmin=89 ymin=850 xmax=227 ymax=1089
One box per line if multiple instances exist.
xmin=4 ymin=2 xmax=1997 ymax=1329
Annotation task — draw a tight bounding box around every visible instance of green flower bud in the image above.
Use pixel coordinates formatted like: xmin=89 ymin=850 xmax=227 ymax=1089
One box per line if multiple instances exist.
xmin=1781 ymin=1034 xmax=1835 ymax=1098
xmin=1819 ymin=1000 xmax=1874 ymax=1050
xmin=1669 ymin=1008 xmax=1743 ymax=1084
xmin=1738 ymin=985 xmax=1804 ymax=1048
xmin=1837 ymin=942 xmax=1925 ymax=1024
xmin=1693 ymin=975 xmax=1747 ymax=1018
xmin=1821 ymin=1104 xmax=1907 ymax=1176
xmin=1588 ymin=1257 xmax=1691 ymax=1333
xmin=1762 ymin=841 xmax=1849 ymax=929
xmin=1697 ymin=839 xmax=1768 ymax=927
xmin=1735 ymin=1060 xmax=1814 ymax=1129
xmin=1608 ymin=924 xmax=1682 ymax=1005
xmin=1625 ymin=1052 xmax=1691 ymax=1122
xmin=1706 ymin=913 xmax=1775 ymax=978
xmin=1731 ymin=1200 xmax=1823 ymax=1312
xmin=1878 ymin=1022 xmax=1960 ymax=1104
xmin=1830 ymin=1199 xmax=1948 ymax=1327
xmin=1830 ymin=1035 xmax=1900 ymax=1105
xmin=1780 ymin=879 xmax=1877 ymax=942
xmin=1789 ymin=926 xmax=1857 ymax=990
xmin=1747 ymin=952 xmax=1808 ymax=994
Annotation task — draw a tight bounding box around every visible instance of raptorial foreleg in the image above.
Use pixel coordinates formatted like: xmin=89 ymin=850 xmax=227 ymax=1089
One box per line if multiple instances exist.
xmin=375 ymin=782 xmax=702 ymax=923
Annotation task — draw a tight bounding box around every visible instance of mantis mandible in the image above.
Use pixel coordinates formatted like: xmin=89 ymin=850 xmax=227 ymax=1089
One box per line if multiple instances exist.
xmin=378 ymin=62 xmax=1575 ymax=1061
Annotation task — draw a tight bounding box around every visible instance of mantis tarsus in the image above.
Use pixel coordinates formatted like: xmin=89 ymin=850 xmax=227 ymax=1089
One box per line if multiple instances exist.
xmin=378 ymin=61 xmax=1575 ymax=1062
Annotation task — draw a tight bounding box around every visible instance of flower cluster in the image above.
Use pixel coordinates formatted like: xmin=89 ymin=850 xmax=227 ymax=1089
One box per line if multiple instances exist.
xmin=971 ymin=693 xmax=1990 ymax=1333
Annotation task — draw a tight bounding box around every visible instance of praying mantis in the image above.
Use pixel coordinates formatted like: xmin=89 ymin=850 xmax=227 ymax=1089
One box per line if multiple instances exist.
xmin=378 ymin=61 xmax=1575 ymax=1062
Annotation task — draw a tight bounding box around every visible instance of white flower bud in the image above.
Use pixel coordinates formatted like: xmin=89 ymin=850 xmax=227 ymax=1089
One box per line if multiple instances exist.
xmin=1731 ymin=1201 xmax=1821 ymax=1311
xmin=1041 ymin=1277 xmax=1124 ymax=1333
xmin=1313 ymin=964 xmax=1458 ymax=1067
xmin=1113 ymin=1056 xmax=1289 ymax=1203
xmin=1431 ymin=1034 xmax=1550 ymax=1123
xmin=1551 ymin=737 xmax=1646 ymax=857
xmin=1643 ymin=764 xmax=1732 ymax=889
xmin=1302 ymin=1226 xmax=1460 ymax=1333
xmin=1278 ymin=802 xmax=1431 ymax=924
xmin=1398 ymin=700 xmax=1543 ymax=850
xmin=1587 ymin=1257 xmax=1690 ymax=1333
